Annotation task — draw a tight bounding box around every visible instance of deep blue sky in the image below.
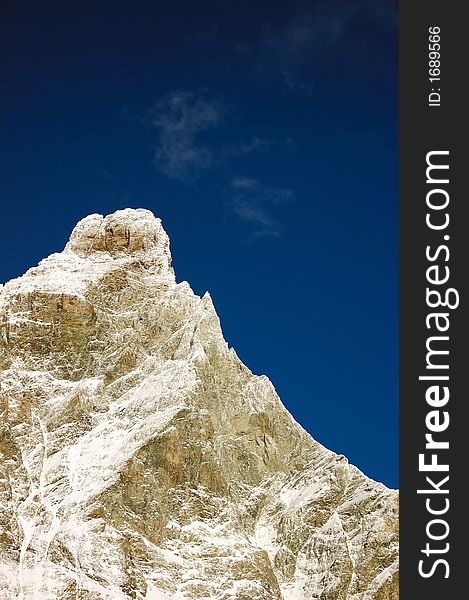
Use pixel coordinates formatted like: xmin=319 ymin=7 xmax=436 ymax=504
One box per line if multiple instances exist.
xmin=1 ymin=1 xmax=398 ymax=487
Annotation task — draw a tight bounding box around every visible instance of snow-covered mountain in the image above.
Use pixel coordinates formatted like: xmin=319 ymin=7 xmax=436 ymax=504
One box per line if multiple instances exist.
xmin=0 ymin=209 xmax=398 ymax=599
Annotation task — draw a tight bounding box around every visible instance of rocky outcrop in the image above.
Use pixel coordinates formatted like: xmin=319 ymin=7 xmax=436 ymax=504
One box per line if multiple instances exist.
xmin=0 ymin=209 xmax=398 ymax=599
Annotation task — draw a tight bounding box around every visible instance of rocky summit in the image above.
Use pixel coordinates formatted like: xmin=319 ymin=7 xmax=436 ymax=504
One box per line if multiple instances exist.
xmin=0 ymin=209 xmax=398 ymax=599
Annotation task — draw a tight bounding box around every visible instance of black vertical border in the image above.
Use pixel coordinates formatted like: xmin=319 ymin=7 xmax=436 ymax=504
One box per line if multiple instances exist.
xmin=400 ymin=1 xmax=466 ymax=597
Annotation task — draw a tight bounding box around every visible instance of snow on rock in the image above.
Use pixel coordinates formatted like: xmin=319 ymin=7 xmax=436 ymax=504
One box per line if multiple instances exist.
xmin=0 ymin=209 xmax=398 ymax=599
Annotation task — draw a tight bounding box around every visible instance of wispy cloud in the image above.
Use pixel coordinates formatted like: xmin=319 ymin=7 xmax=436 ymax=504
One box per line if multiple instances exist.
xmin=230 ymin=177 xmax=294 ymax=238
xmin=148 ymin=90 xmax=224 ymax=181
xmin=148 ymin=90 xmax=273 ymax=181
xmin=256 ymin=0 xmax=396 ymax=93
xmin=266 ymin=1 xmax=396 ymax=56
xmin=146 ymin=91 xmax=295 ymax=239
xmin=282 ymin=70 xmax=314 ymax=95
xmin=222 ymin=137 xmax=273 ymax=158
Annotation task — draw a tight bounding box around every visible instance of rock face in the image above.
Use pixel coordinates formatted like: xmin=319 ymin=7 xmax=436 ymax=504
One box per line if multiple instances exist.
xmin=0 ymin=209 xmax=398 ymax=600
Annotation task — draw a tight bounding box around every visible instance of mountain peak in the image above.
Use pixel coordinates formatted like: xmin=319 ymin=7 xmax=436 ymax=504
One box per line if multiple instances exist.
xmin=67 ymin=209 xmax=165 ymax=256
xmin=65 ymin=208 xmax=173 ymax=275
xmin=0 ymin=209 xmax=398 ymax=599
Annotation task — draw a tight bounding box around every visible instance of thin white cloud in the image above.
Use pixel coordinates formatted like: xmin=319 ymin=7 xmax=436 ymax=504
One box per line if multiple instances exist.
xmin=149 ymin=91 xmax=274 ymax=181
xmin=232 ymin=177 xmax=258 ymax=189
xmin=233 ymin=202 xmax=280 ymax=238
xmin=257 ymin=0 xmax=396 ymax=93
xmin=149 ymin=90 xmax=224 ymax=180
xmin=146 ymin=91 xmax=295 ymax=239
xmin=230 ymin=177 xmax=294 ymax=238
xmin=222 ymin=136 xmax=273 ymax=158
